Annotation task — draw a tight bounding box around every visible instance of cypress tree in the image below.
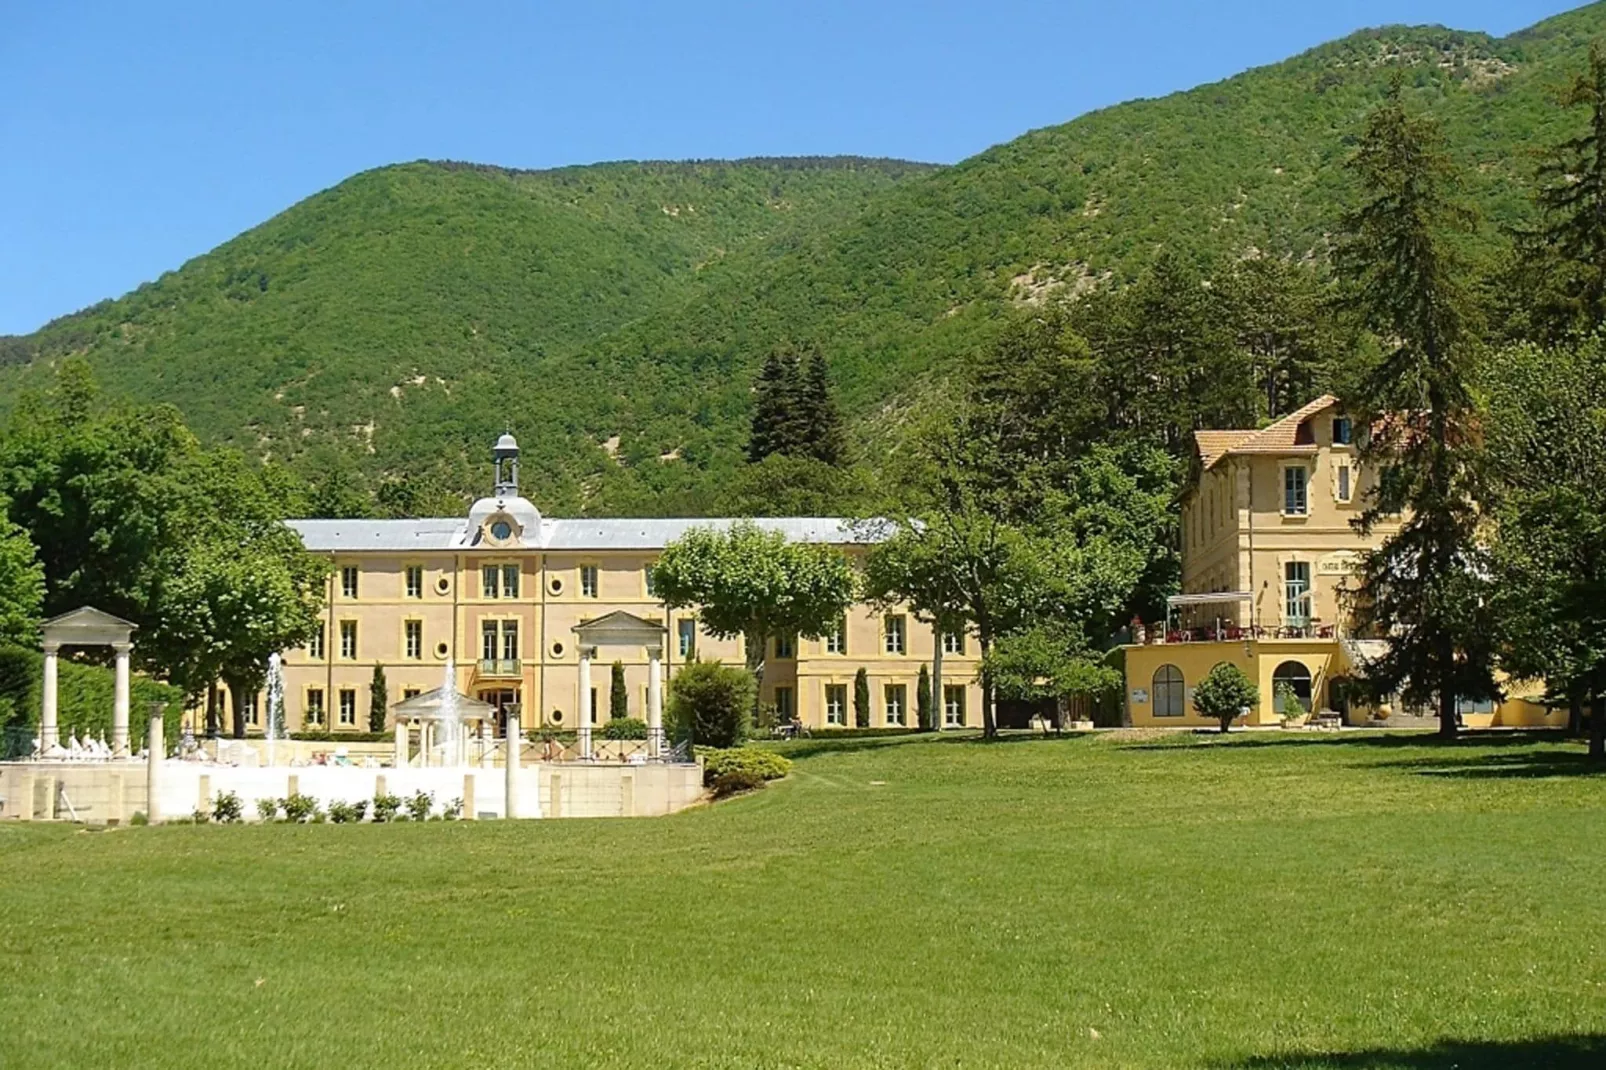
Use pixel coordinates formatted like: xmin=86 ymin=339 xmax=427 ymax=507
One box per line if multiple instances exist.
xmin=369 ymin=664 xmax=388 ymax=733
xmin=610 ymin=660 xmax=629 ymax=720
xmin=853 ymin=667 xmax=871 ymax=728
xmin=916 ymin=663 xmax=933 ymax=731
xmin=1336 ymin=78 xmax=1495 ymax=740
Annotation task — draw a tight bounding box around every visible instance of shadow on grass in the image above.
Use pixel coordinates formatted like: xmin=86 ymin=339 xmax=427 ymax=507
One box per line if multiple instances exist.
xmin=1367 ymin=749 xmax=1605 ymax=780
xmin=1223 ymin=1033 xmax=1606 ymax=1068
xmin=772 ymin=729 xmax=1102 ymax=761
xmin=1119 ymin=730 xmax=1571 ymax=754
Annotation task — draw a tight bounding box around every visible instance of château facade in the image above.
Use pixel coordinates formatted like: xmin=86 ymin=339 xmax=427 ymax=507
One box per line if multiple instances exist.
xmin=247 ymin=435 xmax=981 ymax=736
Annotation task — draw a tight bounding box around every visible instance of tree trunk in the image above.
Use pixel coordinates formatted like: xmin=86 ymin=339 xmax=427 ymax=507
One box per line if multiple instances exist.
xmin=1568 ymin=691 xmax=1584 ymax=739
xmin=1591 ymin=694 xmax=1605 ymax=763
xmin=1437 ymin=683 xmax=1458 ymax=740
xmin=205 ymin=686 xmax=219 ymax=738
xmin=227 ymin=679 xmax=247 ymax=739
xmin=1220 ymin=715 xmax=1232 ymax=735
xmin=745 ymin=630 xmax=766 ymax=729
xmin=978 ymin=637 xmax=996 ymax=739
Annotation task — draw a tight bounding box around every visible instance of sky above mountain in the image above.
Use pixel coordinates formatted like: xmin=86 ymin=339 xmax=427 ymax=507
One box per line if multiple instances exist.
xmin=0 ymin=0 xmax=1579 ymax=336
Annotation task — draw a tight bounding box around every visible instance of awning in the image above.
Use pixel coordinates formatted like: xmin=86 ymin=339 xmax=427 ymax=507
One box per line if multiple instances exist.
xmin=1166 ymin=591 xmax=1252 ymax=608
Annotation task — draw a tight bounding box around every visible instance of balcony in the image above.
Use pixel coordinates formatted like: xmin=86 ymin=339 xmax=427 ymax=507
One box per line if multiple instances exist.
xmin=478 ymin=658 xmax=522 ymax=678
xmin=1136 ymin=623 xmax=1335 ymax=645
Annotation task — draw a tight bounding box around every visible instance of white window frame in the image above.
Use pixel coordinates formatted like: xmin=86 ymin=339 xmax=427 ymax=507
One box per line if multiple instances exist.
xmin=340 ymin=565 xmax=359 ymax=600
xmin=1283 ymin=465 xmax=1309 ymax=517
xmin=884 ymin=615 xmax=906 ymax=655
xmin=338 ymin=688 xmax=357 ymax=726
xmin=580 ymin=564 xmax=599 ymax=599
xmin=339 ymin=619 xmax=357 ymax=661
xmin=404 ymin=619 xmax=423 ymax=660
xmin=884 ymin=683 xmax=906 ymax=726
xmin=825 ymin=618 xmax=846 ymax=655
xmin=1284 ymin=561 xmax=1312 ymax=626
xmin=825 ymin=684 xmax=847 ymax=725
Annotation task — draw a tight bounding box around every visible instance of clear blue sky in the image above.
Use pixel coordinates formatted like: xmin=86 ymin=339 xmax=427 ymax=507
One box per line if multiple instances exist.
xmin=0 ymin=0 xmax=1579 ymax=335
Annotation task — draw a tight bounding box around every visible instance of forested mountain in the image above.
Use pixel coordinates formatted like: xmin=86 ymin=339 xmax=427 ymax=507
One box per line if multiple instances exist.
xmin=5 ymin=3 xmax=1606 ymax=515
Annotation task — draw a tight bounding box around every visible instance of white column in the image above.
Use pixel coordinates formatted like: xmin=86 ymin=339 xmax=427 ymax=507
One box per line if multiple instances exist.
xmin=40 ymin=641 xmax=61 ymax=756
xmin=932 ymin=623 xmax=944 ymax=732
xmin=112 ymin=641 xmax=132 ymax=757
xmin=578 ymin=646 xmax=594 ymax=759
xmin=393 ymin=720 xmax=408 ymax=768
xmin=146 ymin=709 xmax=164 ymax=824
xmin=504 ymin=706 xmax=521 ymax=819
xmin=647 ymin=644 xmax=664 ymax=758
xmin=420 ymin=721 xmax=431 ymax=768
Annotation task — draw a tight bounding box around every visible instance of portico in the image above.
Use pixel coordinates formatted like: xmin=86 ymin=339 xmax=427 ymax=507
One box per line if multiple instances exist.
xmin=572 ymin=611 xmax=667 ymax=759
xmin=38 ymin=607 xmax=138 ymax=758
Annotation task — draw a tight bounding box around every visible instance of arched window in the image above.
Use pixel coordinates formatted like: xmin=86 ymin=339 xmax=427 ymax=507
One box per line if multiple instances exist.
xmin=1272 ymin=661 xmax=1313 ymax=714
xmin=1152 ymin=664 xmax=1185 ymax=718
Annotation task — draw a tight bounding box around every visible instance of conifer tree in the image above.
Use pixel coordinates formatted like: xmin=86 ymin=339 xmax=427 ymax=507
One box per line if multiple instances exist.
xmin=369 ymin=664 xmax=388 ymax=733
xmin=1518 ymin=43 xmax=1606 ymax=343
xmin=800 ymin=350 xmax=846 ymax=466
xmin=746 ymin=346 xmax=806 ymax=464
xmin=1336 ymin=78 xmax=1496 ymax=739
xmin=610 ymin=660 xmax=629 ymax=720
xmin=853 ymin=667 xmax=871 ymax=728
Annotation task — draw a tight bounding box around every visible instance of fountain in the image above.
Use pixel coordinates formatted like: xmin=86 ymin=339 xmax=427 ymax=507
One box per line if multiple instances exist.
xmin=265 ymin=652 xmax=286 ymax=767
xmin=435 ymin=657 xmax=464 ymax=766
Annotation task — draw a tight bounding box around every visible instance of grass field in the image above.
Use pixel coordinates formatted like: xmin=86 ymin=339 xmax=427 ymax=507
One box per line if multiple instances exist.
xmin=1 ymin=731 xmax=1603 ymax=1069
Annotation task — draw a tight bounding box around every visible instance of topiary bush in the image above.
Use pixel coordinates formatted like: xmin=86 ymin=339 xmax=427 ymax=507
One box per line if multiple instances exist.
xmin=667 ymin=659 xmax=755 ymax=749
xmin=601 ymin=716 xmax=648 ymax=740
xmin=699 ymin=746 xmax=793 ymax=787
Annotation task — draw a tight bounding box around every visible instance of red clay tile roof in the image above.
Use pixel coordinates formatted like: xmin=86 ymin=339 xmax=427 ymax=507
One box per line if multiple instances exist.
xmin=1193 ymin=395 xmax=1340 ymax=469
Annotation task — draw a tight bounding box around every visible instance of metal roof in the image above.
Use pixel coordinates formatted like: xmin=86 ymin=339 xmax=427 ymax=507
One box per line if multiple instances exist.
xmin=287 ymin=515 xmax=870 ymax=553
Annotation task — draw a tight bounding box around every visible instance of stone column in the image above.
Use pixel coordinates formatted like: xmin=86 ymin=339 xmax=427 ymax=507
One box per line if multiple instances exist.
xmin=504 ymin=707 xmax=521 ymax=819
xmin=40 ymin=640 xmax=61 ymax=756
xmin=932 ymin=623 xmax=945 ymax=732
xmin=112 ymin=641 xmax=133 ymax=757
xmin=647 ymin=644 xmax=664 ymax=758
xmin=145 ymin=709 xmax=164 ymax=824
xmin=393 ymin=720 xmax=408 ymax=768
xmin=577 ymin=646 xmax=594 ymax=759
xmin=420 ymin=721 xmax=431 ymax=768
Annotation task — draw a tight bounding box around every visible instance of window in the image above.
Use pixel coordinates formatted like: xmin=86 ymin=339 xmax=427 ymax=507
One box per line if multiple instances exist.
xmin=338 ymin=688 xmax=356 ymax=726
xmin=644 ymin=565 xmax=658 ymax=597
xmin=403 ymin=687 xmax=421 ymax=701
xmin=884 ymin=614 xmax=906 ymax=655
xmin=942 ymin=629 xmax=965 ymax=655
xmin=501 ymin=620 xmax=519 ymax=661
xmin=677 ymin=618 xmax=696 ymax=658
xmin=307 ymin=625 xmax=325 ymax=661
xmin=246 ymin=693 xmax=259 ymax=727
xmin=824 ymin=618 xmax=846 ymax=655
xmin=405 ymin=566 xmax=423 ymax=599
xmin=943 ymin=685 xmax=966 ymax=727
xmin=825 ymin=684 xmax=847 ymax=725
xmin=482 ymin=565 xmax=499 ymax=599
xmin=1284 ymin=562 xmax=1312 ymax=626
xmin=580 ymin=565 xmax=599 ymax=598
xmin=305 ymin=688 xmax=325 ymax=726
xmin=404 ymin=620 xmax=422 ymax=660
xmin=774 ymin=686 xmax=793 ymax=721
xmin=339 ymin=620 xmax=357 ymax=660
xmin=1152 ymin=665 xmax=1185 ymax=718
xmin=1332 ymin=416 xmax=1353 ymax=445
xmin=482 ymin=620 xmax=518 ymax=668
xmin=1272 ymin=661 xmax=1312 ymax=714
xmin=340 ymin=566 xmax=358 ymax=600
xmin=483 ymin=564 xmax=519 ymax=599
xmin=884 ymin=684 xmax=907 ymax=726
xmin=774 ymin=634 xmax=795 ymax=659
xmin=482 ymin=620 xmax=498 ymax=662
xmin=1283 ymin=466 xmax=1308 ymax=516
xmin=502 ymin=564 xmax=519 ymax=599
xmin=1335 ymin=463 xmax=1353 ymax=503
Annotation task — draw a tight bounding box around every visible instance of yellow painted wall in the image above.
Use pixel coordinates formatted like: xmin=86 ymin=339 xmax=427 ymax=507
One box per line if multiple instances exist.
xmin=1124 ymin=639 xmax=1340 ymax=728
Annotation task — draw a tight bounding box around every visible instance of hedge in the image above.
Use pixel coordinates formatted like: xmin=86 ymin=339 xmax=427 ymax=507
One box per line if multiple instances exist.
xmin=0 ymin=644 xmax=182 ymax=757
xmin=698 ymin=746 xmax=793 ymax=787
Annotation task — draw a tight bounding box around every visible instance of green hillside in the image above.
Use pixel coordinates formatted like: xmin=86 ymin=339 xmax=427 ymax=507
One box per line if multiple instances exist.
xmin=6 ymin=4 xmax=1606 ymax=514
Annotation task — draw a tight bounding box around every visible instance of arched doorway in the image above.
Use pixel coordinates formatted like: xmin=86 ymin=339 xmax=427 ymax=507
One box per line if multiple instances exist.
xmin=1272 ymin=661 xmax=1313 ymax=714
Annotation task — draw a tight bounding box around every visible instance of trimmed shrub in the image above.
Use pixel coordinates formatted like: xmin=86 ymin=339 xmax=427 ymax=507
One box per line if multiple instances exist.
xmin=601 ymin=716 xmax=648 ymax=740
xmin=442 ymin=796 xmax=463 ymax=821
xmin=667 ymin=659 xmax=755 ymax=749
xmin=405 ymin=790 xmax=434 ymax=822
xmin=255 ymin=798 xmax=280 ymax=822
xmin=699 ymin=746 xmax=792 ymax=787
xmin=129 ymin=811 xmax=148 ymax=826
xmin=853 ymin=667 xmax=871 ymax=727
xmin=281 ymin=792 xmax=320 ymax=823
xmin=712 ymin=769 xmax=766 ymax=798
xmin=211 ymin=790 xmax=243 ymax=824
xmin=609 ymin=660 xmax=629 ymax=719
xmin=328 ymin=799 xmax=368 ymax=823
xmin=371 ymin=792 xmax=401 ymax=823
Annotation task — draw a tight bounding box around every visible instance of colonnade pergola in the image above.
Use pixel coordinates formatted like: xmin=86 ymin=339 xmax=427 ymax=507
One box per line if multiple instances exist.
xmin=38 ymin=607 xmax=138 ymax=758
xmin=572 ymin=611 xmax=667 ymax=759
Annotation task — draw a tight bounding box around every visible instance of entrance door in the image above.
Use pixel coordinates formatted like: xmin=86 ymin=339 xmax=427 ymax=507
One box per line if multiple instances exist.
xmin=477 ymin=689 xmax=520 ymax=734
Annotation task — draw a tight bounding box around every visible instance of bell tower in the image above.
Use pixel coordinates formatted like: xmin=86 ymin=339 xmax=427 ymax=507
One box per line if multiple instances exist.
xmin=492 ymin=432 xmax=520 ymax=498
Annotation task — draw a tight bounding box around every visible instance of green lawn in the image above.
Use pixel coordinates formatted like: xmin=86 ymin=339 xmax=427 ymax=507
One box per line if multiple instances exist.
xmin=1 ymin=731 xmax=1603 ymax=1069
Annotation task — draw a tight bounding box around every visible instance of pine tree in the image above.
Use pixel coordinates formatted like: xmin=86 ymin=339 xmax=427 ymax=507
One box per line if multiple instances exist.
xmin=609 ymin=660 xmax=629 ymax=720
xmin=853 ymin=667 xmax=871 ymax=728
xmin=800 ymin=350 xmax=846 ymax=466
xmin=746 ymin=346 xmax=806 ymax=463
xmin=369 ymin=664 xmax=388 ymax=733
xmin=1336 ymin=78 xmax=1496 ymax=740
xmin=1519 ymin=43 xmax=1606 ymax=343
